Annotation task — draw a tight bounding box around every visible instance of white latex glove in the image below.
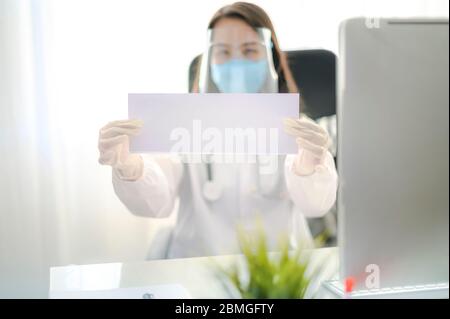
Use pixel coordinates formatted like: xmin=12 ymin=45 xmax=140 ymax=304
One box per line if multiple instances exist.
xmin=283 ymin=116 xmax=331 ymax=176
xmin=98 ymin=119 xmax=144 ymax=181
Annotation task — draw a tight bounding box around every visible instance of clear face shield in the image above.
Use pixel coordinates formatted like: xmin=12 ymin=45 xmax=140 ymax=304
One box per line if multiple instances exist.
xmin=198 ymin=27 xmax=278 ymax=93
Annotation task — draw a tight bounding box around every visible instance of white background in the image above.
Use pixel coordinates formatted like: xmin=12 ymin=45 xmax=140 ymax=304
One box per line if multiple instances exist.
xmin=0 ymin=0 xmax=448 ymax=298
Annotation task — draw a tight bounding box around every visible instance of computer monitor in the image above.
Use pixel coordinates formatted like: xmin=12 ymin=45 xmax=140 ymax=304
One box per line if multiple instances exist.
xmin=337 ymin=18 xmax=449 ymax=294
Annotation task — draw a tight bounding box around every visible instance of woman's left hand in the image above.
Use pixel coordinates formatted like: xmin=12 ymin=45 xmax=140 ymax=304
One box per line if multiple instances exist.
xmin=283 ymin=116 xmax=331 ymax=176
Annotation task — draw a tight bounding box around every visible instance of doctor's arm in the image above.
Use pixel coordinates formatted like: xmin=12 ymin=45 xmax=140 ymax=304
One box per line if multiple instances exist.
xmin=283 ymin=117 xmax=338 ymax=218
xmin=112 ymin=154 xmax=183 ymax=218
xmin=98 ymin=120 xmax=182 ymax=218
xmin=284 ymin=152 xmax=337 ymax=218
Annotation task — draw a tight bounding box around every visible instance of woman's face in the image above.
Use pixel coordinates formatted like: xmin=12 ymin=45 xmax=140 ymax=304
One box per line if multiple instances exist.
xmin=210 ymin=18 xmax=267 ymax=65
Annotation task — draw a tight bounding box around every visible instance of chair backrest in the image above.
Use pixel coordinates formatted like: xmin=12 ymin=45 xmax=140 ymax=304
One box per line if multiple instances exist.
xmin=286 ymin=49 xmax=336 ymax=119
xmin=188 ymin=49 xmax=336 ymax=120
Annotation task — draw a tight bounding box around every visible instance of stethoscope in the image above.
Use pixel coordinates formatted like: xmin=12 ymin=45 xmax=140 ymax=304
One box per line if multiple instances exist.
xmin=202 ymin=155 xmax=282 ymax=202
xmin=202 ymin=160 xmax=223 ymax=201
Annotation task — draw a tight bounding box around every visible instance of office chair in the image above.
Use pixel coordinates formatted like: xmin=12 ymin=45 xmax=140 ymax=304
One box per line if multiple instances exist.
xmin=188 ymin=49 xmax=337 ymax=120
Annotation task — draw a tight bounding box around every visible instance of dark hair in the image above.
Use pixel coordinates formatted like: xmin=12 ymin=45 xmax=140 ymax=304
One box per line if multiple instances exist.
xmin=193 ymin=2 xmax=298 ymax=94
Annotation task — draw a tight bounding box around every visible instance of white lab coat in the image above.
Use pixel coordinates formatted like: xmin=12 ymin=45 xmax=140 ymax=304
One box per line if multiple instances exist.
xmin=112 ymin=153 xmax=338 ymax=258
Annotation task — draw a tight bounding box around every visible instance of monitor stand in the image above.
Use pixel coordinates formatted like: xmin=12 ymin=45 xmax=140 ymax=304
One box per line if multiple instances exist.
xmin=322 ymin=280 xmax=449 ymax=299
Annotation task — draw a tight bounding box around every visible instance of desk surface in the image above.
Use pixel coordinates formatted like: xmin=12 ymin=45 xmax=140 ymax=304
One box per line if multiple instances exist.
xmin=49 ymin=247 xmax=339 ymax=299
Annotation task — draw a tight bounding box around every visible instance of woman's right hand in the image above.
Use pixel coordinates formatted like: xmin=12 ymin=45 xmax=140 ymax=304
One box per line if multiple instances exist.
xmin=98 ymin=119 xmax=144 ymax=181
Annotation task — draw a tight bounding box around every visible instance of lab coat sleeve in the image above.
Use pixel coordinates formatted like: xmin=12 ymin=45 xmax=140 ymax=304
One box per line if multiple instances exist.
xmin=112 ymin=154 xmax=183 ymax=218
xmin=284 ymin=152 xmax=338 ymax=218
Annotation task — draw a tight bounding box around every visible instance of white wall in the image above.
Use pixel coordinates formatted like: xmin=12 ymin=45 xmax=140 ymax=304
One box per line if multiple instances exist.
xmin=49 ymin=0 xmax=449 ymax=94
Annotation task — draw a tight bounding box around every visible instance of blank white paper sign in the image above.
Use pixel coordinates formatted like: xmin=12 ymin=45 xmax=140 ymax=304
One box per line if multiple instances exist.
xmin=128 ymin=93 xmax=299 ymax=154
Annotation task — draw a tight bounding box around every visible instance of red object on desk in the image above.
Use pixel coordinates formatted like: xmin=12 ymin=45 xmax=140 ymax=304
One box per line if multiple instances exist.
xmin=344 ymin=277 xmax=355 ymax=293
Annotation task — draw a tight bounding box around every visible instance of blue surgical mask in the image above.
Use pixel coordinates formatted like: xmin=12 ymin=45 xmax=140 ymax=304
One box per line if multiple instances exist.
xmin=211 ymin=59 xmax=268 ymax=93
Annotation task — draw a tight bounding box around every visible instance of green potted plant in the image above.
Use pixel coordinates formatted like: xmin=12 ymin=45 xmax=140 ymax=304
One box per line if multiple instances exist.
xmin=217 ymin=223 xmax=329 ymax=299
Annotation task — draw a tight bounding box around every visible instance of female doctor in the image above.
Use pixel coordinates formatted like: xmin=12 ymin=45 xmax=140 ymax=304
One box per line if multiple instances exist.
xmin=98 ymin=2 xmax=338 ymax=258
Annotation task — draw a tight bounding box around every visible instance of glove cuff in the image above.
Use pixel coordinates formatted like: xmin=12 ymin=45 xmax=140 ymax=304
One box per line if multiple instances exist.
xmin=115 ymin=155 xmax=144 ymax=181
